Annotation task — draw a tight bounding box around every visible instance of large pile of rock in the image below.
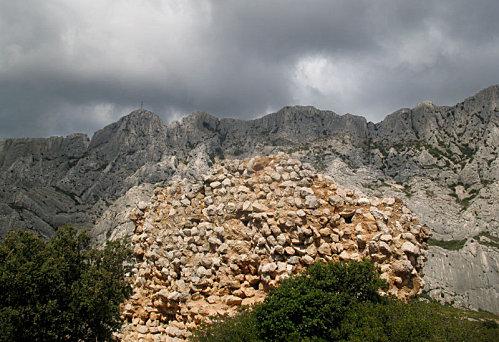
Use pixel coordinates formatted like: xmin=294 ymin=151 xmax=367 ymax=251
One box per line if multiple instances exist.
xmin=119 ymin=153 xmax=431 ymax=341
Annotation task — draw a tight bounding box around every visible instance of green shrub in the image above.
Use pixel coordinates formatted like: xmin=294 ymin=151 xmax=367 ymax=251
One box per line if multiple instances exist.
xmin=192 ymin=309 xmax=259 ymax=342
xmin=428 ymin=238 xmax=467 ymax=250
xmin=193 ymin=260 xmax=498 ymax=342
xmin=254 ymin=261 xmax=386 ymax=341
xmin=342 ymin=300 xmax=498 ymax=342
xmin=0 ymin=226 xmax=132 ymax=341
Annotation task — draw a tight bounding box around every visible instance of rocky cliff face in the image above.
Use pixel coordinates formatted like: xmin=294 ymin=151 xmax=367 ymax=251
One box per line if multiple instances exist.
xmin=0 ymin=85 xmax=497 ymax=313
xmin=0 ymin=111 xmax=176 ymax=238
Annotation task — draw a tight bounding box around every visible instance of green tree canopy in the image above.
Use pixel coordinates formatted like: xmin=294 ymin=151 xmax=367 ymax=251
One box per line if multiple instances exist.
xmin=0 ymin=226 xmax=132 ymax=341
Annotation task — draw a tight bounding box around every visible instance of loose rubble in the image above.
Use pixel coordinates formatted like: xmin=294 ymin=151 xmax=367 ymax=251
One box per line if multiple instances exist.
xmin=118 ymin=153 xmax=431 ymax=341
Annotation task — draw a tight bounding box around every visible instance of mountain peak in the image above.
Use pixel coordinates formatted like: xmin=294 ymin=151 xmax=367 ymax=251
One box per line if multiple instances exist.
xmin=119 ymin=109 xmax=162 ymax=124
xmin=89 ymin=109 xmax=165 ymax=149
xmin=183 ymin=111 xmax=219 ymax=122
xmin=278 ymin=105 xmax=319 ymax=112
xmin=174 ymin=111 xmax=221 ymax=132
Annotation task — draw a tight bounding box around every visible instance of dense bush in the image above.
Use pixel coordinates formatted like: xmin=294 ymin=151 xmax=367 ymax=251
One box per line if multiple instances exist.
xmin=255 ymin=261 xmax=385 ymax=340
xmin=193 ymin=309 xmax=260 ymax=342
xmin=193 ymin=260 xmax=498 ymax=342
xmin=0 ymin=226 xmax=132 ymax=341
xmin=341 ymin=300 xmax=498 ymax=342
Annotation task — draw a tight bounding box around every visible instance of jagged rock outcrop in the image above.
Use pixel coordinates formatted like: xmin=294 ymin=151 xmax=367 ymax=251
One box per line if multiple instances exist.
xmin=119 ymin=154 xmax=430 ymax=341
xmin=0 ymin=86 xmax=497 ymax=313
xmin=0 ymin=134 xmax=91 ymax=237
xmin=0 ymin=110 xmax=176 ymax=238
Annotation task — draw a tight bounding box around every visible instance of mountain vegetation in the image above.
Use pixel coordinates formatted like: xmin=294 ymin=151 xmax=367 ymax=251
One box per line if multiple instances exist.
xmin=0 ymin=226 xmax=132 ymax=341
xmin=193 ymin=261 xmax=498 ymax=342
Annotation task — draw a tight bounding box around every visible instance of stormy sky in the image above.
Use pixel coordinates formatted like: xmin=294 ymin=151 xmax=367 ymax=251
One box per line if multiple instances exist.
xmin=1 ymin=1 xmax=498 ymax=138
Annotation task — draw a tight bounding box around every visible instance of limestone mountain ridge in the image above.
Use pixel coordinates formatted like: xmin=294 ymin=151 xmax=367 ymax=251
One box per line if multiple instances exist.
xmin=0 ymin=85 xmax=497 ymax=313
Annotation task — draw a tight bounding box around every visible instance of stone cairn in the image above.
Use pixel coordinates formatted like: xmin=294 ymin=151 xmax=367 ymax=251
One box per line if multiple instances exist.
xmin=118 ymin=153 xmax=431 ymax=341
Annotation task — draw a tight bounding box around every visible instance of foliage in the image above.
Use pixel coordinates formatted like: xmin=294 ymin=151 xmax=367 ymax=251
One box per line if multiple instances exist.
xmin=474 ymin=231 xmax=499 ymax=249
xmin=342 ymin=300 xmax=498 ymax=342
xmin=254 ymin=261 xmax=386 ymax=341
xmin=193 ymin=260 xmax=498 ymax=342
xmin=402 ymin=184 xmax=413 ymax=198
xmin=0 ymin=226 xmax=132 ymax=341
xmin=192 ymin=309 xmax=259 ymax=342
xmin=428 ymin=237 xmax=467 ymax=250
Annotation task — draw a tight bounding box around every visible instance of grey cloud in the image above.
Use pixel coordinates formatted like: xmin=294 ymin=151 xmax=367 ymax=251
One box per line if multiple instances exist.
xmin=0 ymin=0 xmax=498 ymax=137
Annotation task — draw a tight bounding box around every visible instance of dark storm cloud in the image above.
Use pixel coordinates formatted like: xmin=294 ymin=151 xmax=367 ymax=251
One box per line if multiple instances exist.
xmin=0 ymin=0 xmax=498 ymax=137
